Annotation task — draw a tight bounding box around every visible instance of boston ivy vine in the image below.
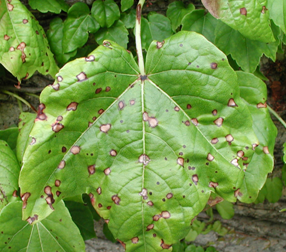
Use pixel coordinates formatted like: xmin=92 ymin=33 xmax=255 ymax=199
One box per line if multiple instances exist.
xmin=0 ymin=0 xmax=283 ymax=251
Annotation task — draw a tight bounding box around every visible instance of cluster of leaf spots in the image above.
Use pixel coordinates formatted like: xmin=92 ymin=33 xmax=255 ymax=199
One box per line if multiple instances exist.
xmin=16 ymin=29 xmax=278 ymax=252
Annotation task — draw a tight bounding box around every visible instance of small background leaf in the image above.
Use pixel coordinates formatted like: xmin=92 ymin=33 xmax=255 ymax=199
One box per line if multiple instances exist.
xmin=94 ymin=20 xmax=129 ymax=48
xmin=121 ymin=0 xmax=134 ymax=12
xmin=0 ymin=140 xmax=20 ymax=210
xmin=0 ymin=201 xmax=85 ymax=251
xmin=167 ymin=1 xmax=195 ymax=32
xmin=64 ymin=200 xmax=96 ymax=240
xmin=265 ymin=177 xmax=283 ymax=203
xmin=0 ymin=127 xmax=18 ymax=152
xmin=28 ymin=0 xmax=69 ymax=14
xmin=47 ymin=17 xmax=77 ymax=66
xmin=182 ymin=10 xmax=218 ymax=44
xmin=91 ymin=0 xmax=120 ymax=28
xmin=215 ymin=200 xmax=234 ymax=219
xmin=141 ymin=13 xmax=173 ymax=50
xmin=120 ymin=9 xmax=136 ymax=29
xmin=63 ymin=2 xmax=99 ymax=53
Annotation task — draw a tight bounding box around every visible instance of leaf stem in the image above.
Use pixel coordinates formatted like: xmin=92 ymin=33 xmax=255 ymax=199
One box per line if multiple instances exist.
xmin=135 ymin=0 xmax=145 ymax=75
xmin=268 ymin=105 xmax=286 ymax=129
xmin=1 ymin=90 xmax=37 ymax=112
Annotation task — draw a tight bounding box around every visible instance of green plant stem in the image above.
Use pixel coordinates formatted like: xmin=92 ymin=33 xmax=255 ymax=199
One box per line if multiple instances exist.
xmin=268 ymin=105 xmax=286 ymax=129
xmin=135 ymin=0 xmax=145 ymax=76
xmin=1 ymin=90 xmax=37 ymax=112
xmin=25 ymin=92 xmax=40 ymax=99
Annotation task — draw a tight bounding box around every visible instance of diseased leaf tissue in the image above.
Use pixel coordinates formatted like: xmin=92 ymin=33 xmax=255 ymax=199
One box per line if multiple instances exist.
xmin=19 ymin=31 xmax=275 ymax=251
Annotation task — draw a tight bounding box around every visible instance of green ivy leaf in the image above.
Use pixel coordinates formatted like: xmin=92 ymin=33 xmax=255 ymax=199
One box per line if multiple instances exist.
xmin=0 ymin=201 xmax=85 ymax=251
xmin=182 ymin=10 xmax=218 ymax=44
xmin=141 ymin=13 xmax=173 ymax=50
xmin=185 ymin=245 xmax=204 ymax=252
xmin=215 ymin=200 xmax=234 ymax=219
xmin=267 ymin=0 xmax=286 ymax=33
xmin=103 ymin=222 xmax=117 ymax=243
xmin=236 ymin=71 xmax=277 ymax=203
xmin=63 ymin=2 xmax=99 ymax=54
xmin=121 ymin=0 xmax=134 ymax=12
xmin=0 ymin=0 xmax=59 ymax=81
xmin=265 ymin=177 xmax=283 ymax=203
xmin=16 ymin=112 xmax=36 ymax=166
xmin=91 ymin=0 xmax=120 ymax=28
xmin=0 ymin=140 xmax=20 ymax=210
xmin=20 ymin=32 xmax=262 ymax=250
xmin=94 ymin=20 xmax=129 ymax=49
xmin=64 ymin=201 xmax=96 ymax=240
xmin=28 ymin=0 xmax=69 ymax=14
xmin=47 ymin=17 xmax=78 ymax=66
xmin=120 ymin=9 xmax=136 ymax=29
xmin=0 ymin=127 xmax=18 ymax=152
xmin=215 ymin=21 xmax=279 ymax=72
xmin=202 ymin=0 xmax=274 ymax=43
xmin=166 ymin=1 xmax=195 ymax=32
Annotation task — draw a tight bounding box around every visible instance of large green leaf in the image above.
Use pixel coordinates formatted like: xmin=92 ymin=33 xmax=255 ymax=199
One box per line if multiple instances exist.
xmin=0 ymin=201 xmax=85 ymax=251
xmin=20 ymin=32 xmax=262 ymax=251
xmin=215 ymin=20 xmax=279 ymax=72
xmin=0 ymin=0 xmax=59 ymax=81
xmin=47 ymin=17 xmax=77 ymax=66
xmin=94 ymin=20 xmax=129 ymax=49
xmin=63 ymin=2 xmax=99 ymax=53
xmin=235 ymin=71 xmax=277 ymax=202
xmin=28 ymin=0 xmax=69 ymax=14
xmin=91 ymin=0 xmax=120 ymax=28
xmin=166 ymin=1 xmax=195 ymax=32
xmin=267 ymin=0 xmax=286 ymax=33
xmin=16 ymin=112 xmax=36 ymax=166
xmin=182 ymin=10 xmax=218 ymax=44
xmin=0 ymin=140 xmax=20 ymax=210
xmin=141 ymin=13 xmax=173 ymax=50
xmin=202 ymin=0 xmax=274 ymax=43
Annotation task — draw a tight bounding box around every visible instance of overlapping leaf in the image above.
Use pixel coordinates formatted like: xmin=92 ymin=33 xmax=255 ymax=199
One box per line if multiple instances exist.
xmin=63 ymin=2 xmax=99 ymax=53
xmin=20 ymin=32 xmax=262 ymax=251
xmin=16 ymin=112 xmax=36 ymax=165
xmin=267 ymin=0 xmax=286 ymax=33
xmin=0 ymin=140 xmax=20 ymax=210
xmin=141 ymin=13 xmax=173 ymax=50
xmin=182 ymin=10 xmax=218 ymax=44
xmin=94 ymin=20 xmax=129 ymax=48
xmin=0 ymin=201 xmax=85 ymax=251
xmin=166 ymin=1 xmax=195 ymax=32
xmin=47 ymin=18 xmax=77 ymax=66
xmin=215 ymin=20 xmax=279 ymax=72
xmin=0 ymin=0 xmax=59 ymax=81
xmin=202 ymin=0 xmax=274 ymax=43
xmin=91 ymin=0 xmax=120 ymax=28
xmin=121 ymin=0 xmax=134 ymax=12
xmin=0 ymin=127 xmax=18 ymax=152
xmin=28 ymin=0 xmax=69 ymax=14
xmin=236 ymin=72 xmax=277 ymax=202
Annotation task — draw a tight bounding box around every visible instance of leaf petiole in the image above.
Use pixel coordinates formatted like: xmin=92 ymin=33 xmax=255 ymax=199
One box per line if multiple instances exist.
xmin=0 ymin=90 xmax=36 ymax=112
xmin=268 ymin=105 xmax=286 ymax=129
xmin=135 ymin=0 xmax=145 ymax=76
